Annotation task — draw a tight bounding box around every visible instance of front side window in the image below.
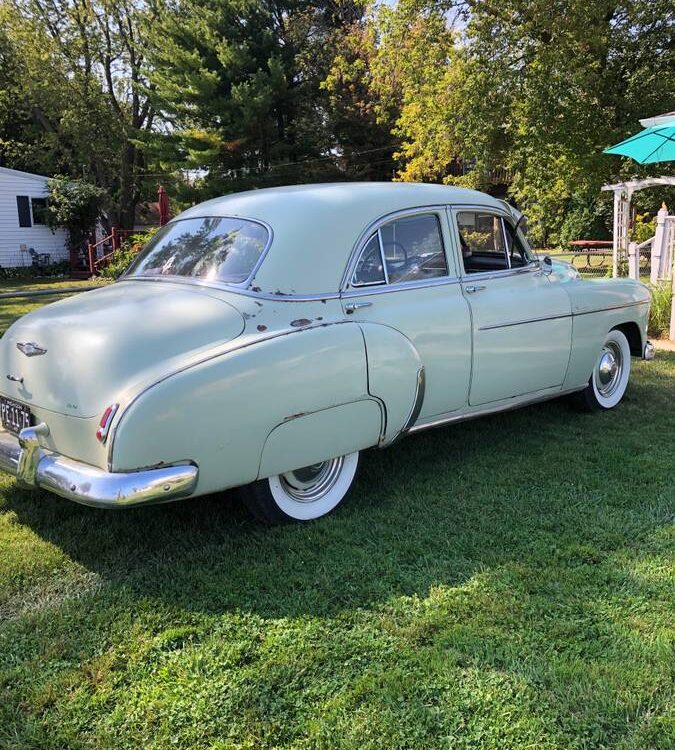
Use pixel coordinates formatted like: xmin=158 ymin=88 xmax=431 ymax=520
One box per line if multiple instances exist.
xmin=457 ymin=211 xmax=508 ymax=274
xmin=125 ymin=217 xmax=269 ymax=284
xmin=457 ymin=211 xmax=535 ymax=274
xmin=352 ymin=213 xmax=448 ymax=287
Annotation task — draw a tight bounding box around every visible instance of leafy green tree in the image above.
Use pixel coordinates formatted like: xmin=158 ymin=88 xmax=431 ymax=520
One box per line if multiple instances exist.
xmin=2 ymin=1 xmax=157 ymax=228
xmin=145 ymin=0 xmax=373 ymax=192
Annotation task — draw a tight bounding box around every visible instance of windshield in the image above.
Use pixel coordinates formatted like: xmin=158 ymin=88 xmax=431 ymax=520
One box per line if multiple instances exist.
xmin=125 ymin=217 xmax=269 ymax=284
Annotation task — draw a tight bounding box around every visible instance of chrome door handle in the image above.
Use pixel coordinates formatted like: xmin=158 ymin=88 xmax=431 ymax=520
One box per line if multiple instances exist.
xmin=464 ymin=285 xmax=486 ymax=294
xmin=344 ymin=301 xmax=372 ymax=314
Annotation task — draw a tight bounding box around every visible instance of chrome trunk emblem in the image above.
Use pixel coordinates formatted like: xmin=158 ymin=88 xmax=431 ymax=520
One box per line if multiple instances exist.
xmin=16 ymin=342 xmax=47 ymax=357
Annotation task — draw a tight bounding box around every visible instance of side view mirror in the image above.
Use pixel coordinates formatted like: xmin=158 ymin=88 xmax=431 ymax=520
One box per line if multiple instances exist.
xmin=540 ymin=255 xmax=553 ymax=275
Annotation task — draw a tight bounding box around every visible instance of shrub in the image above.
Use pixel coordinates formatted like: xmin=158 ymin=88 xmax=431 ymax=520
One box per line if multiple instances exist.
xmin=557 ymin=194 xmax=609 ymax=247
xmin=648 ymin=282 xmax=672 ymax=339
xmin=99 ymin=227 xmax=160 ymax=280
xmin=46 ymin=176 xmax=106 ymax=246
xmin=631 ymin=213 xmax=656 ymax=245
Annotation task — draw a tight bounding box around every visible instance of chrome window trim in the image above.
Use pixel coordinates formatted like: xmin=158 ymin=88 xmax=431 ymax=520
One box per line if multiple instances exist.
xmin=121 ymin=214 xmax=275 ymax=289
xmin=341 ymin=275 xmax=460 ymax=299
xmin=342 ymin=205 xmax=458 ymax=291
xmin=450 ymin=204 xmax=541 ymax=281
xmin=350 ymin=233 xmax=387 ymax=288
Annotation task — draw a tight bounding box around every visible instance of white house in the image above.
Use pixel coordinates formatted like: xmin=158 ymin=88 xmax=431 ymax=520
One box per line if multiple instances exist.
xmin=0 ymin=166 xmax=69 ymax=269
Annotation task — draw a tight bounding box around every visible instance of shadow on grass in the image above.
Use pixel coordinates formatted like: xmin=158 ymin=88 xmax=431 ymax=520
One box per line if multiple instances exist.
xmin=4 ymin=371 xmax=672 ymax=622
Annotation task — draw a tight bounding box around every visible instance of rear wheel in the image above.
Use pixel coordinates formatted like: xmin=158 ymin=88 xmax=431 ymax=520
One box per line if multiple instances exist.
xmin=240 ymin=452 xmax=360 ymax=524
xmin=574 ymin=329 xmax=631 ymax=411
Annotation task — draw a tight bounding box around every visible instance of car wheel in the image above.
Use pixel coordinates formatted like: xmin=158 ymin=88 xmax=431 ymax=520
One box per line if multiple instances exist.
xmin=574 ymin=329 xmax=631 ymax=411
xmin=240 ymin=452 xmax=360 ymax=523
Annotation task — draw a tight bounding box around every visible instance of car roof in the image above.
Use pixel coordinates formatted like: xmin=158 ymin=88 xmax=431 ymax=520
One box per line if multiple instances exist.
xmin=173 ymin=182 xmax=507 ymax=295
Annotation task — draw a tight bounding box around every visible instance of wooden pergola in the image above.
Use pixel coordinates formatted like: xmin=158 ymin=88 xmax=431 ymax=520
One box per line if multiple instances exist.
xmin=601 ymin=175 xmax=675 ymax=277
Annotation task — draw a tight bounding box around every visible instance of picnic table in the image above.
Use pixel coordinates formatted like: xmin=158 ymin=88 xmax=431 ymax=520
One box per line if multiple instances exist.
xmin=568 ymin=240 xmax=613 ymax=268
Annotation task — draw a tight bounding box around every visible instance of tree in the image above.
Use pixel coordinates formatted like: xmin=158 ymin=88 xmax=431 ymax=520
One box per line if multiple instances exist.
xmin=2 ymin=1 xmax=157 ymax=228
xmin=145 ymin=0 xmax=373 ymax=193
xmin=46 ymin=176 xmax=106 ymax=246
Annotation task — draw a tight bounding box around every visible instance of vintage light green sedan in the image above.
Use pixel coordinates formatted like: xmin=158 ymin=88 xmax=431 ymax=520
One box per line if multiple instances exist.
xmin=0 ymin=183 xmax=654 ymax=522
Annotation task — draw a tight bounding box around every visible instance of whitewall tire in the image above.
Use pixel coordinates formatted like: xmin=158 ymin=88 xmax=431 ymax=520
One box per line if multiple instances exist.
xmin=240 ymin=452 xmax=360 ymax=523
xmin=575 ymin=329 xmax=631 ymax=411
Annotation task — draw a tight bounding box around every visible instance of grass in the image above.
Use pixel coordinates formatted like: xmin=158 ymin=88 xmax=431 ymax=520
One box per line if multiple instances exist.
xmin=0 ymin=294 xmax=673 ymax=750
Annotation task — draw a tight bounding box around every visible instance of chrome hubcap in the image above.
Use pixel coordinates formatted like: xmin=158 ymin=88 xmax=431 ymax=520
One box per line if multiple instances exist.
xmin=595 ymin=342 xmax=623 ymax=397
xmin=279 ymin=457 xmax=344 ymax=503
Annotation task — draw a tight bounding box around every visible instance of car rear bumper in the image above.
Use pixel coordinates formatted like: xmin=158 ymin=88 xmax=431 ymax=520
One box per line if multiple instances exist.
xmin=0 ymin=422 xmax=198 ymax=508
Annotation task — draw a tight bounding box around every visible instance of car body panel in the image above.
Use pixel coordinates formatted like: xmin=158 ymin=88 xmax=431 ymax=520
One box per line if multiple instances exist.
xmin=462 ymin=269 xmax=573 ymax=405
xmin=0 ymin=183 xmax=653 ymax=508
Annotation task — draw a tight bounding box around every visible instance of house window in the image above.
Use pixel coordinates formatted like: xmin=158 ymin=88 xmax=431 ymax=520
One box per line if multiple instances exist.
xmin=16 ymin=196 xmax=31 ymax=227
xmin=31 ymin=197 xmax=48 ymax=225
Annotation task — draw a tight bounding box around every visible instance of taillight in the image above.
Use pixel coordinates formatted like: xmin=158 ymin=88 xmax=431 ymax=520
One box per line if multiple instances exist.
xmin=96 ymin=404 xmax=119 ymax=443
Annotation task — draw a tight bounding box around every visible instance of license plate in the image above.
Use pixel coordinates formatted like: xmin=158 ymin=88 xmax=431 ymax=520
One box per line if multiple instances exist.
xmin=0 ymin=396 xmax=33 ymax=435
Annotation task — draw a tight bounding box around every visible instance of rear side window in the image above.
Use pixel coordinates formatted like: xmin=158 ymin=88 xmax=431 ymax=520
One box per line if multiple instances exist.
xmin=352 ymin=213 xmax=448 ymax=287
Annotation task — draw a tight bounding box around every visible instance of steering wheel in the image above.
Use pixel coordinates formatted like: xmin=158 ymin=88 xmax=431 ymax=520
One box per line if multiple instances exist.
xmin=382 ymin=240 xmax=408 ymax=265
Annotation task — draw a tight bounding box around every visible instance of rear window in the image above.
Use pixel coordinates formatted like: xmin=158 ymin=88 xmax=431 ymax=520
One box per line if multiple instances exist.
xmin=126 ymin=217 xmax=269 ymax=284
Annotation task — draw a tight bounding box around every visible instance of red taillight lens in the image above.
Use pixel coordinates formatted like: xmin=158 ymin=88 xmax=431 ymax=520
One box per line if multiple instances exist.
xmin=96 ymin=404 xmax=119 ymax=443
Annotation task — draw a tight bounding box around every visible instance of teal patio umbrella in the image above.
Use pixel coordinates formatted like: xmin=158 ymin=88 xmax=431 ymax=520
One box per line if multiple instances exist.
xmin=604 ymin=116 xmax=675 ymax=164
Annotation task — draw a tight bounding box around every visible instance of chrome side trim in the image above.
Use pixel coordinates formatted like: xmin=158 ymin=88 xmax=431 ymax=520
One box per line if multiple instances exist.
xmin=124 ymin=275 xmax=342 ymax=302
xmin=121 ymin=215 xmax=275 ymax=290
xmin=382 ymin=366 xmax=426 ymax=447
xmin=478 ymin=299 xmax=649 ymax=331
xmin=341 ymin=275 xmax=460 ymax=299
xmin=479 ymin=312 xmax=572 ymax=330
xmin=409 ymin=386 xmax=585 ymax=434
xmin=573 ymin=300 xmax=649 ymax=316
xmin=0 ymin=427 xmax=198 ymax=508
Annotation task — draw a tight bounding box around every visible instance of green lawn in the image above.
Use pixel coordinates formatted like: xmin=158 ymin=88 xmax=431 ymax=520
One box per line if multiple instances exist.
xmin=0 ymin=294 xmax=673 ymax=749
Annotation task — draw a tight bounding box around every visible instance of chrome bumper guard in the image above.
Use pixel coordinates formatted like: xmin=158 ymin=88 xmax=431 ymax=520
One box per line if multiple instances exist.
xmin=643 ymin=341 xmax=655 ymax=360
xmin=0 ymin=422 xmax=198 ymax=508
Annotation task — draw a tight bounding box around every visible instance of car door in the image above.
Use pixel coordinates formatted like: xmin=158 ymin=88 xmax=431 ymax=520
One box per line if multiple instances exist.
xmin=451 ymin=207 xmax=572 ymax=406
xmin=340 ymin=208 xmax=472 ymax=419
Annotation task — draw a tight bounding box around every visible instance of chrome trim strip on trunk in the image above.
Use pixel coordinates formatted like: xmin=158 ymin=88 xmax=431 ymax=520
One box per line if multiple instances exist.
xmin=0 ymin=425 xmax=198 ymax=508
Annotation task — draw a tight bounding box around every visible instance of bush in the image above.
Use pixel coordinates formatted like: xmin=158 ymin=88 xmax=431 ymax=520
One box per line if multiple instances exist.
xmin=557 ymin=194 xmax=609 ymax=247
xmin=630 ymin=213 xmax=656 ymax=245
xmin=46 ymin=176 xmax=106 ymax=246
xmin=648 ymin=282 xmax=672 ymax=338
xmin=99 ymin=227 xmax=160 ymax=280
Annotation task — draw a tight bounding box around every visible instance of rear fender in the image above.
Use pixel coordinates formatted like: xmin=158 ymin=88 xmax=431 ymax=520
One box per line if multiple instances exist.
xmin=110 ymin=323 xmax=373 ymax=496
xmin=358 ymin=322 xmax=424 ymax=445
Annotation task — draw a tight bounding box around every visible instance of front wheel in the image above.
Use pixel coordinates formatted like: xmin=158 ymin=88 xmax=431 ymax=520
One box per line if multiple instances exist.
xmin=239 ymin=452 xmax=360 ymax=524
xmin=574 ymin=329 xmax=631 ymax=411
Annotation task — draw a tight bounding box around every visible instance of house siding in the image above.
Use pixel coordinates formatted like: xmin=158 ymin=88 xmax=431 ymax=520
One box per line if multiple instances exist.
xmin=0 ymin=167 xmax=68 ymax=268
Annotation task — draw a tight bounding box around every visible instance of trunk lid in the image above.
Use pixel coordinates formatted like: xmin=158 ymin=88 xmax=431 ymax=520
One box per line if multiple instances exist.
xmin=0 ymin=280 xmax=245 ymax=418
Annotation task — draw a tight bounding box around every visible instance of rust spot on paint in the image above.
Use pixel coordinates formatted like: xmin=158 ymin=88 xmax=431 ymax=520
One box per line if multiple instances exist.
xmin=257 ymin=324 xmax=267 ymax=332
xmin=251 ymin=286 xmax=262 ymax=292
xmin=283 ymin=412 xmax=307 ymax=422
xmin=290 ymin=318 xmax=312 ymax=327
xmin=316 ymin=316 xmax=323 ymax=321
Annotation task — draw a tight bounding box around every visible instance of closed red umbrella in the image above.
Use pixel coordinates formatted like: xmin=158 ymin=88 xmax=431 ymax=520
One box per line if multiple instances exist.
xmin=158 ymin=185 xmax=170 ymax=226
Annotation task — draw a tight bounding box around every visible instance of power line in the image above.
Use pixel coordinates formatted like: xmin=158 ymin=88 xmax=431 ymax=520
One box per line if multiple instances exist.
xmin=134 ymin=143 xmax=401 ymax=179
